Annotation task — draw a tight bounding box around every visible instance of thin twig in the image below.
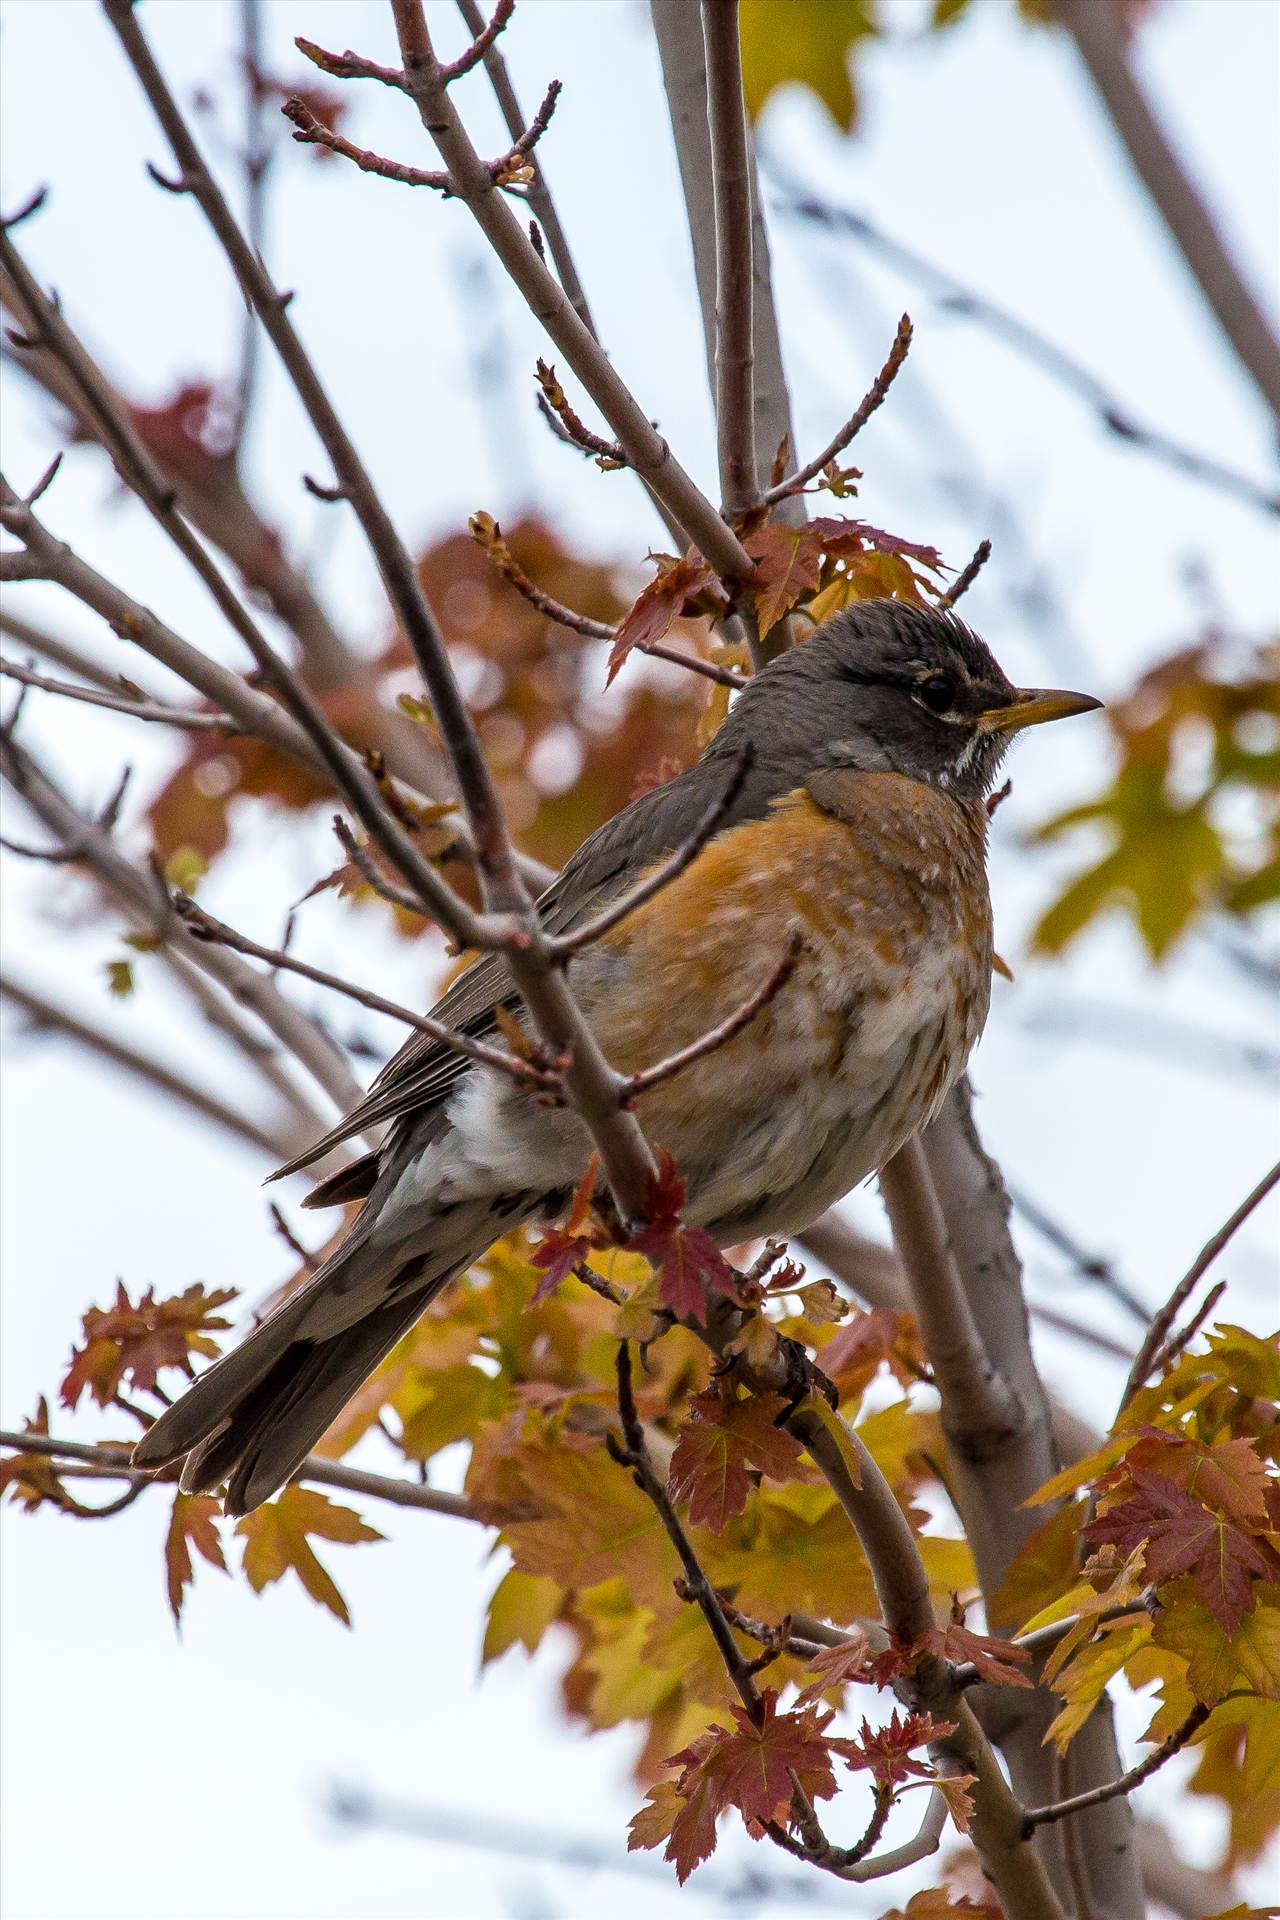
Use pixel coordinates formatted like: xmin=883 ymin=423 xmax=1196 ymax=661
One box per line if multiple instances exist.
xmin=1120 ymin=1157 xmax=1280 ymax=1408
xmin=622 ymin=934 xmax=801 ymax=1101
xmin=331 ymin=818 xmax=435 ymax=921
xmin=0 ymin=1427 xmax=495 ymax=1522
xmin=0 ymin=240 xmax=478 ymax=948
xmin=608 ymin=1342 xmax=765 ymax=1721
xmin=293 ymin=37 xmax=409 ymax=91
xmin=106 ymin=0 xmax=667 ymax=1223
xmin=0 ymin=971 xmax=285 ymax=1158
xmin=775 ymin=179 xmax=1280 ymax=517
xmin=1023 ymin=1704 xmax=1210 ymax=1833
xmin=764 ymin=314 xmax=912 ymax=505
xmin=939 ymin=536 xmax=992 ymax=610
xmin=388 ymin=0 xmax=759 ymax=591
xmin=0 ymin=656 xmax=235 ymax=731
xmin=440 ymin=0 xmax=514 ymax=82
xmin=700 ymin=0 xmax=758 ymax=520
xmin=282 ymin=99 xmax=452 ymax=189
xmin=469 ymin=514 xmax=746 ymax=686
xmin=533 ymin=361 xmax=626 ymax=467
xmin=173 ymin=892 xmax=557 ymax=1091
xmin=0 ymin=727 xmax=360 ymax=1129
xmin=1010 ymin=1181 xmax=1150 ymax=1325
xmin=550 ymin=745 xmax=751 ymax=957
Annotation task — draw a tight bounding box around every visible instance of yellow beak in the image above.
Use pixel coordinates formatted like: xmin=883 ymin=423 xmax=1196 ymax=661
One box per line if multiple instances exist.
xmin=976 ymin=687 xmax=1103 ymax=735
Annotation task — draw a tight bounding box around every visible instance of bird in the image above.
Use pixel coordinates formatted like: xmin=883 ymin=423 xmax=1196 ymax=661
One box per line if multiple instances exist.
xmin=132 ymin=599 xmax=1099 ymax=1514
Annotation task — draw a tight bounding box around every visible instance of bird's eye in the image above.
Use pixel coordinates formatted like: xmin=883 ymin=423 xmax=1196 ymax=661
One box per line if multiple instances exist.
xmin=918 ymin=674 xmax=956 ymax=713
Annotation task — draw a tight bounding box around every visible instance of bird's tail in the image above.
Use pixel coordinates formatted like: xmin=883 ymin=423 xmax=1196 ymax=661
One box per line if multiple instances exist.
xmin=132 ymin=1193 xmax=514 ymax=1515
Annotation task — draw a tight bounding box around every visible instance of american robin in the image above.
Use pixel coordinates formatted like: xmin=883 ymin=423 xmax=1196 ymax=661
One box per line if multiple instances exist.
xmin=134 ymin=600 xmax=1098 ymax=1512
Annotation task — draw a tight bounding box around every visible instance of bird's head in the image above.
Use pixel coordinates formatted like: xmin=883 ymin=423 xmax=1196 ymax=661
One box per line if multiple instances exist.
xmin=721 ymin=599 xmax=1100 ymax=802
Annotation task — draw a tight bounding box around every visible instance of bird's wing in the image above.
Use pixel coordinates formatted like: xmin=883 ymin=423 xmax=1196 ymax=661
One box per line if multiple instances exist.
xmin=270 ymin=743 xmax=792 ymax=1184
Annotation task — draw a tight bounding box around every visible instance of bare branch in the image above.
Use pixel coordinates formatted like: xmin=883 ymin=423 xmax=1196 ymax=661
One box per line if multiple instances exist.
xmin=173 ymin=892 xmax=558 ymax=1092
xmin=294 ymin=36 xmax=409 ymax=92
xmin=282 ymin=98 xmax=452 ymax=190
xmin=776 ymin=181 xmax=1280 ymax=517
xmin=0 ymin=235 xmax=481 ymax=946
xmin=700 ymin=0 xmax=758 ymax=520
xmin=0 ymin=655 xmax=236 ymax=731
xmin=102 ymin=0 xmax=667 ymax=1221
xmin=0 ymin=727 xmax=362 ymax=1129
xmin=0 ymin=1427 xmax=495 ymax=1522
xmin=1023 ymin=1704 xmax=1211 ymax=1834
xmin=878 ymin=1137 xmax=1019 ymax=1452
xmin=440 ymin=0 xmax=514 ymax=82
xmin=454 ymin=0 xmax=593 ymax=331
xmin=0 ymin=971 xmax=288 ymax=1158
xmin=1056 ymin=0 xmax=1280 ymax=421
xmin=387 ymin=0 xmax=758 ymax=593
xmin=764 ymin=314 xmax=913 ymax=505
xmin=1121 ymin=1156 xmax=1280 ymax=1409
xmin=549 ymin=745 xmax=752 ymax=957
xmin=0 ymin=609 xmax=131 ymax=693
xmin=939 ymin=536 xmax=992 ymax=610
xmin=533 ymin=360 xmax=626 ymax=467
xmin=622 ymin=933 xmax=800 ymax=1101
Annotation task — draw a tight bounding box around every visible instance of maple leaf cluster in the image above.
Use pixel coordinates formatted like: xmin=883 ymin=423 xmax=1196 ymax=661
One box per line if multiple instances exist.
xmin=628 ymin=1688 xmax=957 ymax=1883
xmin=607 ymin=512 xmax=945 ymax=684
xmin=999 ymin=1321 xmax=1280 ymax=1870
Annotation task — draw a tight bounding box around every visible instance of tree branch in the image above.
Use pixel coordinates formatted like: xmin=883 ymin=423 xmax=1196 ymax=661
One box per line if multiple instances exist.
xmin=1055 ymin=0 xmax=1280 ymax=421
xmin=775 ymin=178 xmax=1280 ymax=514
xmin=0 ymin=971 xmax=288 ymax=1158
xmin=763 ymin=313 xmax=913 ymax=505
xmin=939 ymin=536 xmax=992 ymax=610
xmin=621 ymin=933 xmax=800 ymax=1101
xmin=172 ymin=892 xmax=558 ymax=1093
xmin=1023 ymin=1703 xmax=1210 ymax=1833
xmin=1121 ymin=1156 xmax=1280 ymax=1409
xmin=878 ymin=1137 xmax=1020 ymax=1452
xmin=1 ymin=234 xmax=482 ymax=946
xmin=700 ymin=0 xmax=758 ymax=520
xmin=0 ymin=655 xmax=237 ymax=731
xmin=0 ymin=726 xmax=362 ymax=1130
xmin=453 ymin=0 xmax=591 ymax=330
xmin=649 ymin=0 xmax=803 ymax=529
xmin=385 ymin=0 xmax=758 ymax=594
xmin=0 ymin=1427 xmax=490 ymax=1522
xmin=103 ymin=0 xmax=670 ymax=1225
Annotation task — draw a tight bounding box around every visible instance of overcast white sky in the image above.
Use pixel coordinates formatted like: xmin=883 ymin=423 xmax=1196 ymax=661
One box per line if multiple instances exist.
xmin=2 ymin=2 xmax=1278 ymax=1917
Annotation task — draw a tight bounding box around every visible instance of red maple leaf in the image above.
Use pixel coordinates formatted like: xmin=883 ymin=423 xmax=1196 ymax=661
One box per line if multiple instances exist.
xmin=607 ymin=554 xmax=714 ymax=683
xmin=626 ymin=1150 xmax=742 ymax=1323
xmin=1084 ymin=1466 xmax=1280 ymax=1634
xmin=529 ymin=1157 xmax=603 ymax=1302
xmin=61 ymin=1282 xmax=237 ymax=1410
xmin=832 ymin=1709 xmax=955 ymax=1788
xmin=807 ymin=515 xmax=943 ymax=572
xmin=669 ymin=1690 xmax=840 ymax=1831
xmin=129 ymin=381 xmax=236 ymax=482
xmin=668 ymin=1385 xmax=805 ymax=1531
xmin=743 ymin=521 xmax=823 ymax=634
xmin=930 ymin=1618 xmax=1032 ymax=1688
xmin=820 ymin=1305 xmax=923 ymax=1390
xmin=795 ymin=1631 xmax=874 ymax=1703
